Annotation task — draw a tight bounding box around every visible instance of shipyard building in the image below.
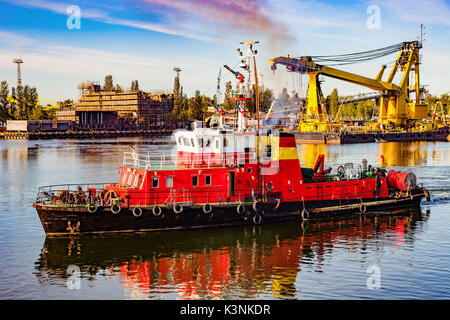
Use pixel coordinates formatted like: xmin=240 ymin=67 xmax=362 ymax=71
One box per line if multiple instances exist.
xmin=57 ymin=82 xmax=173 ymax=130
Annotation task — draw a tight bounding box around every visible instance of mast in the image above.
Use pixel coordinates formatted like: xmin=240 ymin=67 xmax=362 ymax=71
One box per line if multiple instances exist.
xmin=239 ymin=40 xmax=260 ymax=133
xmin=239 ymin=41 xmax=262 ymax=196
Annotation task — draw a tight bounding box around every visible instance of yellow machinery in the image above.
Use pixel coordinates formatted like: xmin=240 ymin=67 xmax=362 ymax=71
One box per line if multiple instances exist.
xmin=270 ymin=41 xmax=428 ymax=132
xmin=7 ymin=95 xmax=73 ymax=111
xmin=432 ymin=101 xmax=447 ymax=128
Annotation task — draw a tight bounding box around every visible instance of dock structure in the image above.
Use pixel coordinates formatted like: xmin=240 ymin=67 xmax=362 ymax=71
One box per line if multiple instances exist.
xmin=0 ymin=129 xmax=172 ymax=140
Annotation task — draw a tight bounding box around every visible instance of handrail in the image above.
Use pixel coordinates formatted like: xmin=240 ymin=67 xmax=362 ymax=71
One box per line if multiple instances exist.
xmin=34 ymin=177 xmax=395 ymax=206
xmin=123 ymin=151 xmax=258 ymax=170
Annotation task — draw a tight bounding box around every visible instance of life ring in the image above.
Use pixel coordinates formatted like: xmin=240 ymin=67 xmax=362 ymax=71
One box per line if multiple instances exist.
xmin=202 ymin=203 xmax=212 ymax=214
xmin=152 ymin=206 xmax=162 ymax=216
xmin=301 ymin=208 xmax=310 ymax=220
xmin=253 ymin=213 xmax=262 ymax=225
xmin=87 ymin=203 xmax=98 ymax=213
xmin=252 ymin=200 xmax=259 ymax=212
xmin=359 ymin=203 xmax=367 ymax=214
xmin=236 ymin=203 xmax=245 ymax=215
xmin=133 ymin=206 xmax=143 ymax=217
xmin=173 ymin=203 xmax=183 ymax=214
xmin=104 ymin=190 xmax=116 ymax=206
xmin=424 ymin=188 xmax=431 ymax=202
xmin=111 ymin=203 xmax=121 ymax=214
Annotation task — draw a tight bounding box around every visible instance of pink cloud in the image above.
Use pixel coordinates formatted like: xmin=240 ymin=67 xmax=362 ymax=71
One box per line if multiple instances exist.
xmin=141 ymin=0 xmax=290 ymax=37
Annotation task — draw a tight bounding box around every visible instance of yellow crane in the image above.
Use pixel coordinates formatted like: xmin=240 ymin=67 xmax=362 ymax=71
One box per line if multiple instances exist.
xmin=270 ymin=41 xmax=427 ymax=132
xmin=6 ymin=95 xmax=73 ymax=111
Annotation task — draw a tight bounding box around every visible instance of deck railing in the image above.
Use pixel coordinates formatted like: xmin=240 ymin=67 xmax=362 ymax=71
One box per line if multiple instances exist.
xmin=35 ymin=183 xmax=260 ymax=206
xmin=123 ymin=151 xmax=258 ymax=170
xmin=35 ymin=180 xmax=393 ymax=208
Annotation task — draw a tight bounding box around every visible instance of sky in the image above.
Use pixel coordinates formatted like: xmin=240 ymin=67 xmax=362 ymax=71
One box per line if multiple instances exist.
xmin=0 ymin=0 xmax=449 ymax=102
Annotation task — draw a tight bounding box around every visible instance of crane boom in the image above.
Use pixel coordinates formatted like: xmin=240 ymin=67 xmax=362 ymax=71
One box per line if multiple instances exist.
xmin=270 ymin=56 xmax=400 ymax=92
xmin=270 ymin=41 xmax=427 ymax=128
xmin=223 ymin=65 xmax=245 ymax=83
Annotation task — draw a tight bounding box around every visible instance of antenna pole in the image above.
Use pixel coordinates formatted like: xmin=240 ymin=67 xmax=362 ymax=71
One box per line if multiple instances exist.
xmin=253 ymin=56 xmax=260 ymax=144
xmin=420 ymin=24 xmax=425 ymax=48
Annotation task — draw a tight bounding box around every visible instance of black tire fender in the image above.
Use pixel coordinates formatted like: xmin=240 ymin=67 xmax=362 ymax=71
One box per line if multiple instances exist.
xmin=236 ymin=203 xmax=245 ymax=215
xmin=111 ymin=203 xmax=121 ymax=214
xmin=173 ymin=203 xmax=183 ymax=214
xmin=152 ymin=206 xmax=162 ymax=216
xmin=87 ymin=203 xmax=98 ymax=213
xmin=202 ymin=203 xmax=212 ymax=214
xmin=133 ymin=207 xmax=143 ymax=217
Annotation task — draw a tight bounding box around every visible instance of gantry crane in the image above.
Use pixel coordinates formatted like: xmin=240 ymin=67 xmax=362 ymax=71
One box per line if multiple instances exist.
xmin=270 ymin=41 xmax=428 ymax=132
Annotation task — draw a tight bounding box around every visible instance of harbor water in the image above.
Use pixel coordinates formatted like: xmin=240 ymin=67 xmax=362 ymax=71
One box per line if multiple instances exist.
xmin=0 ymin=137 xmax=449 ymax=299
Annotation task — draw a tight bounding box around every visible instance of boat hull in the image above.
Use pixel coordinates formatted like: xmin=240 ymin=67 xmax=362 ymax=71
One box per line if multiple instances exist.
xmin=294 ymin=128 xmax=450 ymax=144
xmin=34 ymin=189 xmax=425 ymax=236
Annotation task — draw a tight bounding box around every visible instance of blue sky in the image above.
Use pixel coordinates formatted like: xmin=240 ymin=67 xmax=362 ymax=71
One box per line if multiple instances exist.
xmin=0 ymin=0 xmax=449 ymax=102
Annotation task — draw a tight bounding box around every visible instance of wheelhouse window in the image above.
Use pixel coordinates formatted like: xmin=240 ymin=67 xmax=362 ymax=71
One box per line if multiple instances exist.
xmin=127 ymin=174 xmax=133 ymax=185
xmin=133 ymin=175 xmax=140 ymax=187
xmin=198 ymin=138 xmax=203 ymax=148
xmin=166 ymin=176 xmax=173 ymax=188
xmin=190 ymin=138 xmax=195 ymax=147
xmin=205 ymin=139 xmax=211 ymax=147
xmin=122 ymin=173 xmax=128 ymax=184
xmin=192 ymin=176 xmax=198 ymax=186
xmin=152 ymin=177 xmax=159 ymax=188
xmin=205 ymin=175 xmax=211 ymax=185
xmin=223 ymin=137 xmax=228 ymax=147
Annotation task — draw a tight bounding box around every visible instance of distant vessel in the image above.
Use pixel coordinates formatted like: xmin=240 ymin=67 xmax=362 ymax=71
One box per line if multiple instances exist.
xmin=293 ymin=128 xmax=449 ymax=144
xmin=270 ymin=40 xmax=450 ymax=144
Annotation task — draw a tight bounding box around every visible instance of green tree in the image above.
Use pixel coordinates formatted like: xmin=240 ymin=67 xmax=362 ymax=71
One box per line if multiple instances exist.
xmin=188 ymin=90 xmax=206 ymax=120
xmin=30 ymin=104 xmax=45 ymax=120
xmin=103 ymin=75 xmax=114 ymax=91
xmin=440 ymin=93 xmax=449 ymax=115
xmin=247 ymin=85 xmax=274 ymax=114
xmin=173 ymin=76 xmax=182 ymax=114
xmin=13 ymin=85 xmax=38 ymax=120
xmin=131 ymin=80 xmax=139 ymax=91
xmin=179 ymin=90 xmax=189 ymax=120
xmin=223 ymin=81 xmax=234 ymax=111
xmin=327 ymin=88 xmax=339 ymax=117
xmin=0 ymin=80 xmax=11 ymax=121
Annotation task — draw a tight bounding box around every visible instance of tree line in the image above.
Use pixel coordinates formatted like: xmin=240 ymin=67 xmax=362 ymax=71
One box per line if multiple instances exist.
xmin=0 ymin=80 xmax=57 ymax=122
xmin=323 ymin=88 xmax=449 ymax=120
xmin=325 ymin=88 xmax=377 ymax=120
xmin=170 ymin=76 xmax=274 ymax=122
xmin=102 ymin=75 xmax=140 ymax=92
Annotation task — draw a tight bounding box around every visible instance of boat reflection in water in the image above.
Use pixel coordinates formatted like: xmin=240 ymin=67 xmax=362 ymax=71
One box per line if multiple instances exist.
xmin=35 ymin=208 xmax=429 ymax=299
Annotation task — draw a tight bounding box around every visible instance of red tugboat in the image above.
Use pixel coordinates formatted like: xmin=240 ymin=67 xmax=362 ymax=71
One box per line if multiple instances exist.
xmin=33 ymin=43 xmax=431 ymax=236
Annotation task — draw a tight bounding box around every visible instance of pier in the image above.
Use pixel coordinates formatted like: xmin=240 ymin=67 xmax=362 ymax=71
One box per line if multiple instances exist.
xmin=0 ymin=129 xmax=172 ymax=140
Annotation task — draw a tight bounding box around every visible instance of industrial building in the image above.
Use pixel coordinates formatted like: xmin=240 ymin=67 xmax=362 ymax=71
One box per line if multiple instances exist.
xmin=57 ymin=82 xmax=174 ymax=130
